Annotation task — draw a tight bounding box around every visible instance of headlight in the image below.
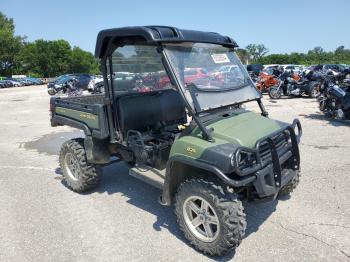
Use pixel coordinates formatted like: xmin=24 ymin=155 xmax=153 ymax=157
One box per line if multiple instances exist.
xmin=232 ymin=150 xmax=258 ymax=169
xmin=238 ymin=152 xmax=257 ymax=169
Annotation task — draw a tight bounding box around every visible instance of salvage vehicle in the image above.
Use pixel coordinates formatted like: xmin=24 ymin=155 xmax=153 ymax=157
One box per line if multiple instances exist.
xmin=269 ymin=70 xmax=320 ymax=99
xmin=48 ymin=74 xmax=94 ymax=95
xmin=319 ymin=71 xmax=350 ymax=119
xmin=256 ymin=71 xmax=280 ymax=93
xmin=50 ymin=26 xmax=302 ymax=256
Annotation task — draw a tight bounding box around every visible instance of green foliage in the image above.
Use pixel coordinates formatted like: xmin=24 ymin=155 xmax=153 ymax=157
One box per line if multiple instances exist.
xmin=20 ymin=39 xmax=71 ymax=77
xmin=0 ymin=12 xmax=25 ymax=76
xmin=0 ymin=11 xmax=100 ymax=77
xmin=236 ymin=48 xmax=249 ymax=64
xmin=70 ymin=47 xmax=100 ymax=75
xmin=256 ymin=46 xmax=350 ymax=65
xmin=19 ymin=39 xmax=100 ymax=77
xmin=246 ymin=44 xmax=269 ymax=63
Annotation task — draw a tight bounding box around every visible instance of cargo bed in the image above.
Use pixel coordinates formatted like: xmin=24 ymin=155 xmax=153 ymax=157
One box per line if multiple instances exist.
xmin=50 ymin=94 xmax=110 ymax=139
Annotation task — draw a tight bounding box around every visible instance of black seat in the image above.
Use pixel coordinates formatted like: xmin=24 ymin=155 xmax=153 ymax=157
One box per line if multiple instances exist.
xmin=117 ymin=89 xmax=186 ymax=135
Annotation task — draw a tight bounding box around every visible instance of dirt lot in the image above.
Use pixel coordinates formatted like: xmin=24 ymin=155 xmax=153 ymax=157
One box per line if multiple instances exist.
xmin=0 ymin=85 xmax=349 ymax=262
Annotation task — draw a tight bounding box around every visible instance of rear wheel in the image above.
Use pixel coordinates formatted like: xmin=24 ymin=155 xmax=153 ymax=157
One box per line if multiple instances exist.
xmin=48 ymin=88 xmax=56 ymax=96
xmin=175 ymin=179 xmax=246 ymax=256
xmin=59 ymin=138 xmax=102 ymax=192
xmin=269 ymin=87 xmax=282 ymax=99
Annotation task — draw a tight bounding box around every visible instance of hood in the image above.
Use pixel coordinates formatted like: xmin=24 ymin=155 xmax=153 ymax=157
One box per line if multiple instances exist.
xmin=205 ymin=110 xmax=283 ymax=148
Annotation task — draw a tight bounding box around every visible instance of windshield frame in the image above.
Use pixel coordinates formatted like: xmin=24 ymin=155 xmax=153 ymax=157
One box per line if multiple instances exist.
xmin=162 ymin=43 xmax=261 ymax=114
xmin=101 ymin=41 xmax=267 ymax=142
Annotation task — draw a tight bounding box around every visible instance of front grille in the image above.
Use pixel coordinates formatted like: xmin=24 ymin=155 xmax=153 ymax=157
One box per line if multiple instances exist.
xmin=258 ymin=131 xmax=290 ymax=162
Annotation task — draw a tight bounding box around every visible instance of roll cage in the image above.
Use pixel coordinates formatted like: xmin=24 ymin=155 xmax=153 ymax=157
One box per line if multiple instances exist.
xmin=95 ymin=26 xmax=268 ymax=143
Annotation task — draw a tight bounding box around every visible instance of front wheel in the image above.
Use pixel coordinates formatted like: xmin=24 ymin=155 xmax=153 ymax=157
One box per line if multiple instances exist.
xmin=48 ymin=88 xmax=56 ymax=96
xmin=309 ymin=83 xmax=320 ymax=98
xmin=269 ymin=87 xmax=282 ymax=99
xmin=319 ymin=98 xmax=327 ymax=112
xmin=175 ymin=179 xmax=246 ymax=256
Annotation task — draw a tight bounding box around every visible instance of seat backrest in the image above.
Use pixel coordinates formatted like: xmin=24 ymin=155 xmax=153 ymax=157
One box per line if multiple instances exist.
xmin=117 ymin=89 xmax=186 ymax=134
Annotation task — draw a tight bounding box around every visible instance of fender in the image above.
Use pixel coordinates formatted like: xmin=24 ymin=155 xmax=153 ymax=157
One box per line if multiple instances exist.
xmin=160 ymin=155 xmax=256 ymax=206
xmin=51 ymin=115 xmax=92 ymax=136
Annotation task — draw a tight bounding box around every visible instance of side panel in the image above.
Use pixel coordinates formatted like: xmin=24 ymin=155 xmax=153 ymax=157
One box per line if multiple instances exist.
xmin=51 ymin=97 xmax=110 ymax=139
xmin=56 ymin=107 xmax=99 ymax=129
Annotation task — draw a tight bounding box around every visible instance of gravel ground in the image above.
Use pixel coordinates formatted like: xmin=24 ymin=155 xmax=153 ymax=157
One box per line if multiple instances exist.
xmin=0 ymin=85 xmax=349 ymax=262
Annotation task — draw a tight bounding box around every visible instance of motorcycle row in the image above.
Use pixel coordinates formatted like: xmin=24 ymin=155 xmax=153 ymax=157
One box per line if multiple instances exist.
xmin=252 ymin=67 xmax=350 ymax=120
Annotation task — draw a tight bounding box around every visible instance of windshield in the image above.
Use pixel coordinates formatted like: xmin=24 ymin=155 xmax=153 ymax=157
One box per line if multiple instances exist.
xmin=164 ymin=43 xmax=260 ymax=112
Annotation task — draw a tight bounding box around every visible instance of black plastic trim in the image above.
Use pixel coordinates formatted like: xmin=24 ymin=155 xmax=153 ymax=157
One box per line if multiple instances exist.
xmin=51 ymin=115 xmax=91 ymax=136
xmin=95 ymin=26 xmax=238 ymax=58
xmin=171 ymin=155 xmax=255 ymax=186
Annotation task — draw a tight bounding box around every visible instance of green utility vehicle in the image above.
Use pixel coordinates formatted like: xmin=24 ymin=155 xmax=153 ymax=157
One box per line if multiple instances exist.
xmin=50 ymin=26 xmax=302 ymax=256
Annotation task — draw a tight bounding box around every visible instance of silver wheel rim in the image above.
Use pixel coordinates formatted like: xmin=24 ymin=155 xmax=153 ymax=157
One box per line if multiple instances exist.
xmin=64 ymin=153 xmax=80 ymax=181
xmin=183 ymin=196 xmax=220 ymax=242
xmin=270 ymin=88 xmax=279 ymax=98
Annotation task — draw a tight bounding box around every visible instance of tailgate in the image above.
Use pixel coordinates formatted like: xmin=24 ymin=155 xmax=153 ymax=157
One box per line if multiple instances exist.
xmin=50 ymin=96 xmax=109 ymax=139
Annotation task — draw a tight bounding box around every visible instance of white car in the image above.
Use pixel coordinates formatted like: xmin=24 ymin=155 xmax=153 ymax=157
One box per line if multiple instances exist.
xmin=283 ymin=65 xmax=304 ymax=73
xmin=263 ymin=64 xmax=279 ymax=70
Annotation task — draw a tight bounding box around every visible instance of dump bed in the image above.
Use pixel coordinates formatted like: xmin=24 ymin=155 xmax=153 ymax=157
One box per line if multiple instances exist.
xmin=50 ymin=94 xmax=110 ymax=139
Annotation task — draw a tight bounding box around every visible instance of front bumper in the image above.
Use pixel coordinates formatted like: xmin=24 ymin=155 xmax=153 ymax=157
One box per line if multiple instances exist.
xmin=231 ymin=119 xmax=302 ymax=199
xmin=253 ymin=164 xmax=299 ymax=198
xmin=214 ymin=119 xmax=302 ymax=199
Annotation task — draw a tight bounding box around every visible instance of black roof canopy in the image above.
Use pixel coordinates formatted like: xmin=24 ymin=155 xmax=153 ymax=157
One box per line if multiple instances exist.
xmin=95 ymin=26 xmax=238 ymax=58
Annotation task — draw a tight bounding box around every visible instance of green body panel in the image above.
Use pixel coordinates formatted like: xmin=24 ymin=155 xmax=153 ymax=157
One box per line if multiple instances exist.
xmin=170 ymin=110 xmax=281 ymax=160
xmin=56 ymin=107 xmax=99 ymax=129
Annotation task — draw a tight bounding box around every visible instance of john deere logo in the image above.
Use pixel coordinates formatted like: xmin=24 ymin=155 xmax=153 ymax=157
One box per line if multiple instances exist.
xmin=79 ymin=113 xmax=96 ymax=120
xmin=186 ymin=146 xmax=196 ymax=154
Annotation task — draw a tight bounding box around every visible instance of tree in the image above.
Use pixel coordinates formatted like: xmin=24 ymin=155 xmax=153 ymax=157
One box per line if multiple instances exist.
xmin=0 ymin=12 xmax=25 ymax=76
xmin=236 ymin=48 xmax=249 ymax=64
xmin=20 ymin=39 xmax=72 ymax=77
xmin=335 ymin=46 xmax=345 ymax=53
xmin=311 ymin=46 xmax=325 ymax=55
xmin=245 ymin=44 xmax=269 ymax=63
xmin=20 ymin=40 xmax=99 ymax=77
xmin=70 ymin=46 xmax=99 ymax=74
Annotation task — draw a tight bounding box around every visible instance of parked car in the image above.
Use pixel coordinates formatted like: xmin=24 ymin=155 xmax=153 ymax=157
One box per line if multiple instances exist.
xmin=264 ymin=64 xmax=280 ymax=71
xmin=47 ymin=74 xmax=94 ymax=93
xmin=48 ymin=74 xmax=95 ymax=95
xmin=247 ymin=64 xmax=263 ymax=74
xmin=25 ymin=77 xmax=44 ymax=85
xmin=3 ymin=78 xmax=22 ymax=87
xmin=0 ymin=81 xmax=9 ymax=88
xmin=282 ymin=64 xmax=304 ymax=73
xmin=0 ymin=80 xmax=15 ymax=87
xmin=323 ymin=64 xmax=347 ymax=73
xmin=17 ymin=78 xmax=34 ymax=86
xmin=306 ymin=64 xmax=347 ymax=73
xmin=73 ymin=74 xmax=95 ymax=89
xmin=47 ymin=74 xmax=73 ymax=89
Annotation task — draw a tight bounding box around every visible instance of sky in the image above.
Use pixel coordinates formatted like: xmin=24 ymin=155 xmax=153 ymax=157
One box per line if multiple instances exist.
xmin=1 ymin=0 xmax=350 ymax=55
